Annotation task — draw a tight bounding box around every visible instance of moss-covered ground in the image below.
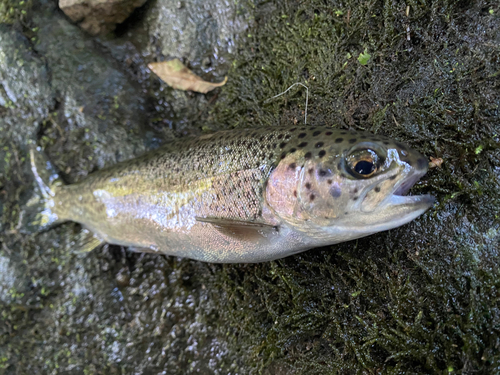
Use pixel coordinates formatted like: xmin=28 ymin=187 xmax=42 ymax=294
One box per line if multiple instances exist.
xmin=205 ymin=1 xmax=500 ymax=372
xmin=1 ymin=0 xmax=499 ymax=373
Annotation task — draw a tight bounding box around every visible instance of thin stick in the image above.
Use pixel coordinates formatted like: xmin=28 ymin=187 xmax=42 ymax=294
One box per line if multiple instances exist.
xmin=264 ymin=83 xmax=309 ymax=124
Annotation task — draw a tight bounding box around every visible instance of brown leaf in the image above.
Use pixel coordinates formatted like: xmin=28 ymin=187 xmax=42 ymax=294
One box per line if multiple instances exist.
xmin=429 ymin=157 xmax=443 ymax=168
xmin=148 ymin=59 xmax=227 ymax=94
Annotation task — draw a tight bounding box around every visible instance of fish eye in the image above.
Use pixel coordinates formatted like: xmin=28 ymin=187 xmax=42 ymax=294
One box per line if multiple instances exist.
xmin=346 ymin=149 xmax=379 ymax=178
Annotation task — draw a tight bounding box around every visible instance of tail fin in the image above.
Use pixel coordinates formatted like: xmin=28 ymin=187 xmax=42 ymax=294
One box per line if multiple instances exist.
xmin=21 ymin=146 xmax=65 ymax=233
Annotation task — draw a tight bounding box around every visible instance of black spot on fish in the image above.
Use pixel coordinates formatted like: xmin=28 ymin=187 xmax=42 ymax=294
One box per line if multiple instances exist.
xmin=280 ymin=142 xmax=287 ymax=149
xmin=310 ymin=194 xmax=315 ymax=201
xmin=277 ymin=134 xmax=283 ymax=139
xmin=268 ymin=153 xmax=273 ymax=159
xmin=389 ymin=175 xmax=397 ymax=180
xmin=353 ymin=188 xmax=358 ymax=193
xmin=293 ymin=190 xmax=297 ymax=197
xmin=353 ymin=196 xmax=358 ymax=201
xmin=318 ymin=169 xmax=331 ymax=177
xmin=298 ymin=142 xmax=308 ymax=148
xmin=330 ymin=185 xmax=342 ymax=198
xmin=335 ymin=138 xmax=343 ymax=143
xmin=318 ymin=150 xmax=326 ymax=158
xmin=325 ymin=131 xmax=333 ymax=136
xmin=260 ymin=136 xmax=265 ymax=141
xmin=308 ymin=168 xmax=314 ymax=175
xmin=290 ymin=148 xmax=297 ymax=153
xmin=315 ymin=142 xmax=324 ymax=148
xmin=289 ymin=163 xmax=297 ymax=169
xmin=272 ymin=143 xmax=277 ymax=149
xmin=298 ymin=133 xmax=307 ymax=138
xmin=383 ymin=141 xmax=390 ymax=145
xmin=327 ymin=179 xmax=332 ymax=184
xmin=374 ymin=186 xmax=381 ymax=193
xmin=290 ymin=128 xmax=297 ymax=132
xmin=349 ymin=138 xmax=357 ymax=144
xmin=305 ymin=182 xmax=311 ymax=189
xmin=313 ymin=131 xmax=321 ymax=136
xmin=280 ymin=153 xmax=287 ymax=159
xmin=304 ymin=152 xmax=312 ymax=159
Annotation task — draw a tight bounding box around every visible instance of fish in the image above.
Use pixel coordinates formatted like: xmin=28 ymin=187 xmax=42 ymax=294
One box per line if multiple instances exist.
xmin=26 ymin=126 xmax=434 ymax=263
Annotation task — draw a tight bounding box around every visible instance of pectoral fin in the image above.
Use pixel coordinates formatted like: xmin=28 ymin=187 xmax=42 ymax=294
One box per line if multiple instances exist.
xmin=195 ymin=217 xmax=278 ymax=242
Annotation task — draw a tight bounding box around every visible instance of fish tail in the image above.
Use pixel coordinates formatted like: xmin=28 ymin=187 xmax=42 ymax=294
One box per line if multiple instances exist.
xmin=22 ymin=146 xmax=65 ymax=233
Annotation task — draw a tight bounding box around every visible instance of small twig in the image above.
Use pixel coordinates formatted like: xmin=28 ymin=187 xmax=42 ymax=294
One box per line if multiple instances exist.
xmin=392 ymin=113 xmax=400 ymax=127
xmin=265 ymin=83 xmax=309 ymax=124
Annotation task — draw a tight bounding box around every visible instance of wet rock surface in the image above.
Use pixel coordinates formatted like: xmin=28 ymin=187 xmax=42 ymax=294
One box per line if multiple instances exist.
xmin=0 ymin=25 xmax=53 ymax=144
xmin=0 ymin=0 xmax=499 ymax=374
xmin=143 ymin=0 xmax=249 ymax=75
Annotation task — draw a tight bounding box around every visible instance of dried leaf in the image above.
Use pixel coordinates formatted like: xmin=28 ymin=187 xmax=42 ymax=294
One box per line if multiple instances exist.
xmin=148 ymin=59 xmax=227 ymax=94
xmin=429 ymin=157 xmax=443 ymax=168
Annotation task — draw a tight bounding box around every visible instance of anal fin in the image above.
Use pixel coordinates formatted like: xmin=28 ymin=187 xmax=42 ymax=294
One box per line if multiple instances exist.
xmin=195 ymin=216 xmax=278 ymax=242
xmin=72 ymin=229 xmax=105 ymax=253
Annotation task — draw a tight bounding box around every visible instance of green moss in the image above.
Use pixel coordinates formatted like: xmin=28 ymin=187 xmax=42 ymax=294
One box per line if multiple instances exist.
xmin=203 ymin=0 xmax=500 ymax=373
xmin=0 ymin=0 xmax=32 ymax=25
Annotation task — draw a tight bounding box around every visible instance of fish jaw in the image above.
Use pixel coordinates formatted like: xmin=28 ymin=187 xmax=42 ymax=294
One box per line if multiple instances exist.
xmin=336 ymin=194 xmax=434 ymax=236
xmin=362 ymin=167 xmax=435 ymax=232
xmin=311 ymin=165 xmax=435 ymax=240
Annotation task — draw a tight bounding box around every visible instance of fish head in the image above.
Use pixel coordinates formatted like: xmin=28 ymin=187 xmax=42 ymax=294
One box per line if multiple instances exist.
xmin=265 ymin=130 xmax=434 ymax=239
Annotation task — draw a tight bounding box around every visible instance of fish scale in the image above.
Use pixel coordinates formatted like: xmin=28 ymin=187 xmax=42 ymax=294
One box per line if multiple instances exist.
xmin=27 ymin=126 xmax=434 ymax=262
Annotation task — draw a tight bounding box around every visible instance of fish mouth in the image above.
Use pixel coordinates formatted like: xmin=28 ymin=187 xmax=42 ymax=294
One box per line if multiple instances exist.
xmin=387 ymin=193 xmax=435 ymax=208
xmin=339 ymin=169 xmax=434 ymax=234
xmin=388 ymin=169 xmax=435 ymax=208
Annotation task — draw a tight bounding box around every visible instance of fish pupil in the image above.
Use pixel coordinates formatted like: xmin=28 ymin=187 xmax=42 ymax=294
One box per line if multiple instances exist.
xmin=354 ymin=160 xmax=374 ymax=175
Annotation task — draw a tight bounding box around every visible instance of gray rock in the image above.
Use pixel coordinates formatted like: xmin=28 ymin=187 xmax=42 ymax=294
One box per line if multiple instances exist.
xmin=31 ymin=4 xmax=149 ymax=174
xmin=0 ymin=25 xmax=54 ymax=143
xmin=144 ymin=0 xmax=250 ymax=73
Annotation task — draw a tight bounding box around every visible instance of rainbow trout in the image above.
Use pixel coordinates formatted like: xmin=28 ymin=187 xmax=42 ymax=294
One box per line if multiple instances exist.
xmin=28 ymin=126 xmax=434 ymax=263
